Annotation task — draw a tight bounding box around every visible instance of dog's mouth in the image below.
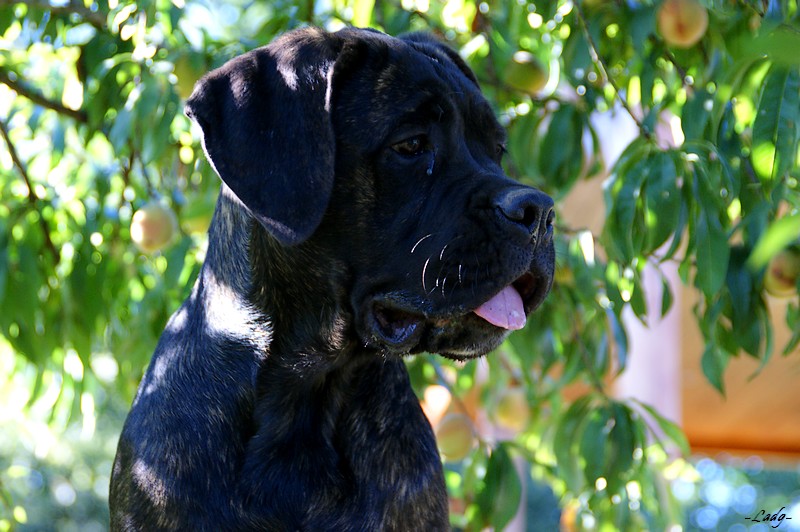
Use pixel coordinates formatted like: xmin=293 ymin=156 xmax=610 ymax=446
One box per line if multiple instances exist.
xmin=472 ymin=271 xmax=540 ymax=330
xmin=367 ymin=271 xmax=546 ymax=356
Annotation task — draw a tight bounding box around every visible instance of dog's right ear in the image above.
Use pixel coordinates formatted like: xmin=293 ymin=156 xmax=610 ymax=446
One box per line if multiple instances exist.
xmin=185 ymin=28 xmax=344 ymax=246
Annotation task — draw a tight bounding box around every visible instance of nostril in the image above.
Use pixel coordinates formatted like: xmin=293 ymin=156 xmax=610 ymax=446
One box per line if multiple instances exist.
xmin=520 ymin=205 xmax=539 ymax=230
xmin=494 ymin=187 xmax=554 ymax=237
xmin=545 ymin=208 xmax=555 ymax=230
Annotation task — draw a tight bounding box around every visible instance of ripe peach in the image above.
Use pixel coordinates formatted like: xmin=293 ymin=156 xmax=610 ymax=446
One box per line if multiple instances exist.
xmin=657 ymin=0 xmax=709 ymax=49
xmin=493 ymin=386 xmax=531 ymax=434
xmin=435 ymin=413 xmax=476 ymax=462
xmin=504 ymin=51 xmax=548 ymax=95
xmin=764 ymin=247 xmax=800 ymax=298
xmin=130 ymin=201 xmax=177 ymax=253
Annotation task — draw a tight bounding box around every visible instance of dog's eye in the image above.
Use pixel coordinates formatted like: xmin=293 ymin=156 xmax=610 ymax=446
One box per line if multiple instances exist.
xmin=392 ymin=135 xmax=432 ymax=157
xmin=495 ymin=143 xmax=508 ymax=157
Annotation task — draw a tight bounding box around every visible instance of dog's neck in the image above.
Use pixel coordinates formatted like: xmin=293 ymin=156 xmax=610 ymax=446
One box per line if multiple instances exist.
xmin=201 ymin=187 xmax=363 ymax=384
xmin=191 ymin=188 xmax=265 ymax=349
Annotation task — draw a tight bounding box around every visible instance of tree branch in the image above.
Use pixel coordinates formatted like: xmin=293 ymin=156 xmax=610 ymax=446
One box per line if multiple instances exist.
xmin=0 ymin=69 xmax=88 ymax=123
xmin=0 ymin=117 xmax=61 ymax=265
xmin=574 ymin=3 xmax=652 ymax=140
xmin=2 ymin=0 xmax=107 ymax=30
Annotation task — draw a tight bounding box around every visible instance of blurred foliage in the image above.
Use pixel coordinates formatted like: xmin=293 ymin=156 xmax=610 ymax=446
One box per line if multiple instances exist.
xmin=1 ymin=0 xmax=800 ymax=529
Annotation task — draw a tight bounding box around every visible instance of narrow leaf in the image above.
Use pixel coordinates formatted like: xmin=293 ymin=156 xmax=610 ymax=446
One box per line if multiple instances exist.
xmin=701 ymin=345 xmax=728 ymax=395
xmin=477 ymin=444 xmax=522 ymax=530
xmin=636 ymin=401 xmax=690 ymax=457
xmin=748 ymin=213 xmax=800 ymax=269
xmin=752 ymin=66 xmax=800 ymax=181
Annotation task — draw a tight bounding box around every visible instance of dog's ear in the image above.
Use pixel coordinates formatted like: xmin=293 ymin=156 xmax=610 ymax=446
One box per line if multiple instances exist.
xmin=185 ymin=28 xmax=343 ymax=245
xmin=400 ymin=32 xmax=479 ymax=87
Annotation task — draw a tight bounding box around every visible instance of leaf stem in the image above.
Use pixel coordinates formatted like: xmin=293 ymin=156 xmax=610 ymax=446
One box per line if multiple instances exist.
xmin=0 ymin=68 xmax=88 ymax=123
xmin=0 ymin=117 xmax=60 ymax=265
xmin=573 ymin=3 xmax=652 ymax=140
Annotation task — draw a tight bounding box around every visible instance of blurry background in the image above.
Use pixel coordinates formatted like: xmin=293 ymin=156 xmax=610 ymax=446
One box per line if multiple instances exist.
xmin=1 ymin=0 xmax=799 ymax=530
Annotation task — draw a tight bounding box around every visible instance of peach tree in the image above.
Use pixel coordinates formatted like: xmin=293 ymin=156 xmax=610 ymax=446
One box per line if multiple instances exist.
xmin=0 ymin=0 xmax=798 ymax=529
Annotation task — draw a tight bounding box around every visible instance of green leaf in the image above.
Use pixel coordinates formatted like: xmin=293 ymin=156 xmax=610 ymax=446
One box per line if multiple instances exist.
xmin=784 ymin=303 xmax=800 ymax=355
xmin=630 ymin=6 xmax=657 ymax=52
xmin=747 ymin=304 xmax=774 ymax=378
xmin=635 ymin=401 xmax=690 ymax=457
xmin=640 ymin=50 xmax=656 ymax=109
xmin=539 ymin=105 xmax=585 ymax=191
xmin=553 ymin=395 xmax=593 ymax=492
xmin=701 ymin=344 xmax=729 ymax=395
xmin=0 ymin=219 xmax=8 ymax=304
xmin=579 ymin=405 xmax=611 ymax=485
xmin=660 ymin=276 xmax=673 ymax=318
xmin=642 ymin=152 xmax=681 ymax=254
xmin=752 ymin=66 xmax=800 ymax=181
xmin=606 ymin=402 xmax=636 ymax=492
xmin=352 ymin=0 xmax=375 ymax=27
xmin=607 ymin=308 xmax=628 ymax=374
xmin=681 ymin=89 xmax=712 ymax=142
xmin=725 ymin=246 xmax=755 ymax=333
xmin=141 ymin=102 xmax=175 ymax=164
xmin=693 ymin=166 xmax=730 ymax=298
xmin=748 ymin=213 xmax=800 ymax=269
xmin=693 ymin=209 xmax=728 ymax=298
xmin=752 ymin=24 xmax=800 ymax=66
xmin=660 ymin=196 xmax=688 ymax=262
xmin=507 ymin=111 xmax=542 ymax=180
xmin=603 ymin=164 xmax=646 ymax=263
xmin=108 ymin=106 xmax=133 ymax=153
xmin=476 ymin=444 xmax=522 ymax=530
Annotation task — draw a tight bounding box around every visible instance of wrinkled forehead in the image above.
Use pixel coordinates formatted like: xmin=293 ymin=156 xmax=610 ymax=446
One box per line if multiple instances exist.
xmin=333 ymin=38 xmax=505 ymax=148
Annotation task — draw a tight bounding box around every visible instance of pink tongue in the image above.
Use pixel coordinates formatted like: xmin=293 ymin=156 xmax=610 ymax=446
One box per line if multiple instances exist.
xmin=473 ymin=285 xmax=526 ymax=330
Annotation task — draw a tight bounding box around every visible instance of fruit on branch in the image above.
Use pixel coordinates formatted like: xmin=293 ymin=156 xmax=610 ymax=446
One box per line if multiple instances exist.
xmin=130 ymin=201 xmax=177 ymax=253
xmin=764 ymin=247 xmax=800 ymax=298
xmin=503 ymin=51 xmax=548 ymax=95
xmin=657 ymin=0 xmax=708 ymax=48
xmin=493 ymin=386 xmax=531 ymax=434
xmin=435 ymin=413 xmax=476 ymax=462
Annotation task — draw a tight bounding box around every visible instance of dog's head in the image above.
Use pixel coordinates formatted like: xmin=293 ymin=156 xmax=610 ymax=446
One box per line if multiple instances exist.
xmin=186 ymin=27 xmax=554 ymax=360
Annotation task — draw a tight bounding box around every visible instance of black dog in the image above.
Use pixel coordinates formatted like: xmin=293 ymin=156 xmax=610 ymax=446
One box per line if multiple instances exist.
xmin=110 ymin=26 xmax=554 ymax=531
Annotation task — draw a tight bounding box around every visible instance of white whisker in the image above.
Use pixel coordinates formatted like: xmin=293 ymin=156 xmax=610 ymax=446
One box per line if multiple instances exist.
xmin=422 ymin=257 xmax=431 ymax=292
xmin=411 ymin=234 xmax=433 ymax=254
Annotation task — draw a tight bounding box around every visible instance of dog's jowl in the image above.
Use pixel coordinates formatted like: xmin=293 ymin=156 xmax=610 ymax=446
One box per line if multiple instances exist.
xmin=110 ymin=27 xmax=555 ymax=531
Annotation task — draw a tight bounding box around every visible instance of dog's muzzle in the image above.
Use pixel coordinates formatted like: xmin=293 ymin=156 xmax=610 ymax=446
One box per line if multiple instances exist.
xmin=363 ymin=185 xmax=554 ymax=355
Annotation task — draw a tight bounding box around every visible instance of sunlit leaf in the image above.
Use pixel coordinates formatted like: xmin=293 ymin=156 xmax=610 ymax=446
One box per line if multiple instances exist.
xmin=752 ymin=66 xmax=800 ymax=181
xmin=352 ymin=0 xmax=375 ymax=27
xmin=748 ymin=213 xmax=800 ymax=269
xmin=635 ymin=401 xmax=689 ymax=457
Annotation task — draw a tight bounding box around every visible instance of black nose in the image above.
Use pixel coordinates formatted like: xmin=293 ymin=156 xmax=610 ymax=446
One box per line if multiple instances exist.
xmin=493 ymin=187 xmax=554 ymax=242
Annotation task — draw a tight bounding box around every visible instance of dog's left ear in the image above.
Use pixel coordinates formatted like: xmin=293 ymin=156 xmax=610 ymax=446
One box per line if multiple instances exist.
xmin=186 ymin=28 xmax=344 ymax=245
xmin=400 ymin=32 xmax=480 ymax=87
